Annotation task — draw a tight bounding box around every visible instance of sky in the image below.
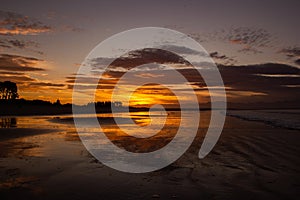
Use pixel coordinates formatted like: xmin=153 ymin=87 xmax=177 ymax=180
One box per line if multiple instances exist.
xmin=0 ymin=0 xmax=299 ymax=106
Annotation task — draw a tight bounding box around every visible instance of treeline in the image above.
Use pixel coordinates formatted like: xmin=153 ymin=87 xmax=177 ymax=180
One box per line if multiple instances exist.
xmin=0 ymin=99 xmax=70 ymax=116
xmin=0 ymin=98 xmax=126 ymax=116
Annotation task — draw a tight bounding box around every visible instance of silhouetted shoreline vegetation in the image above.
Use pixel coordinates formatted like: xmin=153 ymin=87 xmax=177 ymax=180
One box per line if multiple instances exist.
xmin=0 ymin=98 xmax=168 ymax=116
xmin=0 ymin=99 xmax=70 ymax=116
xmin=0 ymin=99 xmax=129 ymax=116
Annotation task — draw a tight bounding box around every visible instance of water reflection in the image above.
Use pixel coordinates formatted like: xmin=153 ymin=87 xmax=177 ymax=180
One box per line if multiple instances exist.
xmin=0 ymin=111 xmax=207 ymax=157
xmin=71 ymin=111 xmax=206 ymax=154
xmin=0 ymin=117 xmax=17 ymax=128
xmin=98 ymin=111 xmax=181 ymax=153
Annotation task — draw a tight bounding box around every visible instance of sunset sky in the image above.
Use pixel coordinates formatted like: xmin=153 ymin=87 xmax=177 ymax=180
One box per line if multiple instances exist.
xmin=0 ymin=0 xmax=299 ymax=106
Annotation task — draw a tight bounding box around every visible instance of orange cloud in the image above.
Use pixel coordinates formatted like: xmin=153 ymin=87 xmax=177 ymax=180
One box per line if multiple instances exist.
xmin=0 ymin=27 xmax=51 ymax=35
xmin=229 ymin=39 xmax=243 ymax=44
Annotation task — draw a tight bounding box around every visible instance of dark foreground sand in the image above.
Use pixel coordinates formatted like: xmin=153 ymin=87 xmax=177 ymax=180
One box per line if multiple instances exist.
xmin=0 ymin=113 xmax=299 ymax=200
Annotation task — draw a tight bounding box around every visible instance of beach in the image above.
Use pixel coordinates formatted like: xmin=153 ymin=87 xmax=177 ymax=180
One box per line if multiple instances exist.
xmin=0 ymin=110 xmax=299 ymax=200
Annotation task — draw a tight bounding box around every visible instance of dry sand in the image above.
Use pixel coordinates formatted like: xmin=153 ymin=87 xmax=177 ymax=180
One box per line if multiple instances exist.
xmin=0 ymin=113 xmax=299 ymax=200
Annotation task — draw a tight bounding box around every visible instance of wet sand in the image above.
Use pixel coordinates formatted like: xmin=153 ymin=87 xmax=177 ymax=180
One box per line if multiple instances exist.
xmin=0 ymin=113 xmax=299 ymax=200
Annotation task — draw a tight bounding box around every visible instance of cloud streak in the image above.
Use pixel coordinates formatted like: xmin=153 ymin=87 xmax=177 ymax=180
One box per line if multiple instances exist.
xmin=0 ymin=10 xmax=51 ymax=35
xmin=0 ymin=38 xmax=40 ymax=50
xmin=0 ymin=54 xmax=44 ymax=71
xmin=279 ymin=46 xmax=300 ymax=66
xmin=280 ymin=47 xmax=300 ymax=57
xmin=190 ymin=27 xmax=275 ymax=55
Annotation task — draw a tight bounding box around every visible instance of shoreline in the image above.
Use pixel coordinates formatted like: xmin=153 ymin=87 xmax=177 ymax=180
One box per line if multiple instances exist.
xmin=1 ymin=108 xmax=300 ymax=117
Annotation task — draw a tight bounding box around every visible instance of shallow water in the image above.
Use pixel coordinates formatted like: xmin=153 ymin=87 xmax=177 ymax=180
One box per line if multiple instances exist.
xmin=0 ymin=110 xmax=299 ymax=199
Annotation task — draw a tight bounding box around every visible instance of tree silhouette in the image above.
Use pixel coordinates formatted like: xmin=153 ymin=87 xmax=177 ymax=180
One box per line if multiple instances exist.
xmin=0 ymin=81 xmax=19 ymax=100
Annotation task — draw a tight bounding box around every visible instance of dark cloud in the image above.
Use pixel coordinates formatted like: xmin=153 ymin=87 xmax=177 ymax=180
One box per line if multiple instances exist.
xmin=209 ymin=52 xmax=236 ymax=65
xmin=279 ymin=47 xmax=300 ymax=66
xmin=29 ymin=82 xmax=65 ymax=87
xmin=7 ymin=39 xmax=26 ymax=48
xmin=0 ymin=10 xmax=51 ymax=35
xmin=0 ymin=54 xmax=44 ymax=71
xmin=0 ymin=74 xmax=35 ymax=82
xmin=91 ymin=48 xmax=191 ymax=72
xmin=280 ymin=47 xmax=300 ymax=57
xmin=182 ymin=64 xmax=300 ymax=107
xmin=0 ymin=38 xmax=42 ymax=54
xmin=210 ymin=52 xmax=230 ymax=61
xmin=65 ymin=76 xmax=100 ymax=84
xmin=217 ymin=63 xmax=300 ymax=102
xmin=90 ymin=48 xmax=234 ymax=75
xmin=176 ymin=63 xmax=300 ymax=103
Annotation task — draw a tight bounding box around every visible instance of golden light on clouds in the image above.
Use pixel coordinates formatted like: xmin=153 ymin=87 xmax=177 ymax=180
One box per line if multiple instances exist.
xmin=0 ymin=27 xmax=50 ymax=35
xmin=94 ymin=82 xmax=180 ymax=108
xmin=129 ymin=84 xmax=179 ymax=108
